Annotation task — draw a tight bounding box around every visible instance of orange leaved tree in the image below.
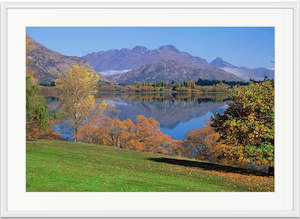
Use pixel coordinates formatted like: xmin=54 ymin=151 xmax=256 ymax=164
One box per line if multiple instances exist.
xmin=78 ymin=115 xmax=179 ymax=155
xmin=135 ymin=115 xmax=171 ymax=153
xmin=184 ymin=125 xmax=219 ymax=161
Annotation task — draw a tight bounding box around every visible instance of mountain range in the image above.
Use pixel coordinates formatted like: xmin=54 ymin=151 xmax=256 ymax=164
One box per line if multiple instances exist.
xmin=82 ymin=45 xmax=209 ymax=72
xmin=111 ymin=60 xmax=241 ymax=84
xmin=210 ymin=57 xmax=274 ymax=81
xmin=27 ymin=38 xmax=100 ymax=84
xmin=27 ymin=36 xmax=274 ymax=85
xmin=83 ymin=45 xmax=274 ymax=83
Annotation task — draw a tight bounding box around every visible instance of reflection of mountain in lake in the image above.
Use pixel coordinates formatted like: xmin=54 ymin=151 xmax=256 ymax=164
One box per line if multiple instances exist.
xmin=105 ymin=97 xmax=229 ymax=129
xmin=45 ymin=96 xmax=60 ymax=113
xmin=45 ymin=94 xmax=229 ymax=140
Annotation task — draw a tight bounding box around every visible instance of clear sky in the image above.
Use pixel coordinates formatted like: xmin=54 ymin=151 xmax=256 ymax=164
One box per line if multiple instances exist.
xmin=26 ymin=27 xmax=274 ymax=69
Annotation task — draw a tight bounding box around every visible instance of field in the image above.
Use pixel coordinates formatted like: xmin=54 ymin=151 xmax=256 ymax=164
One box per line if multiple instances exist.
xmin=26 ymin=140 xmax=274 ymax=192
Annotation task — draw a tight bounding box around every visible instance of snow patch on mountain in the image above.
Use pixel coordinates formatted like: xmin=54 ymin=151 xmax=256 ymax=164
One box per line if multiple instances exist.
xmin=99 ymin=69 xmax=131 ymax=76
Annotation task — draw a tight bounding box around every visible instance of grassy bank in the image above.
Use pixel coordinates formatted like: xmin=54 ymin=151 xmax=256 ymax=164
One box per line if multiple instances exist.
xmin=26 ymin=140 xmax=274 ymax=192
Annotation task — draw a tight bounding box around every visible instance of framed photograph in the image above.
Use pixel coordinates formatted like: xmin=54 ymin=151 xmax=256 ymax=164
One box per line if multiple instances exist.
xmin=1 ymin=1 xmax=299 ymax=217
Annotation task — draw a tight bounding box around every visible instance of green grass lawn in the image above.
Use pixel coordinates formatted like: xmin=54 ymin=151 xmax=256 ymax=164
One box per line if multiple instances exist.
xmin=26 ymin=140 xmax=274 ymax=192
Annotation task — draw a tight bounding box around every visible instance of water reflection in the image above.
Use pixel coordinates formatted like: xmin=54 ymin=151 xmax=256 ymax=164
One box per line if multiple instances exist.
xmin=46 ymin=93 xmax=229 ymax=140
xmin=104 ymin=96 xmax=229 ymax=139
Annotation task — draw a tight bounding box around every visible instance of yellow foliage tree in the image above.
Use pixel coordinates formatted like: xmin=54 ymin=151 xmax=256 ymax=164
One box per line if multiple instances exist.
xmin=212 ymin=80 xmax=274 ymax=170
xmin=56 ymin=65 xmax=106 ymax=141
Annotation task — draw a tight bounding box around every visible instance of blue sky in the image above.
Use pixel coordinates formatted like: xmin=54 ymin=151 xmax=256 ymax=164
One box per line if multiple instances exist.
xmin=27 ymin=27 xmax=274 ymax=68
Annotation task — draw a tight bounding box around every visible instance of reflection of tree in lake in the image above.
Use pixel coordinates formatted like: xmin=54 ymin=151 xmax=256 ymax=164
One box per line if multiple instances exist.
xmin=95 ymin=92 xmax=230 ymax=103
xmin=45 ymin=93 xmax=229 ymax=140
xmin=105 ymin=97 xmax=229 ymax=129
xmin=45 ymin=96 xmax=60 ymax=113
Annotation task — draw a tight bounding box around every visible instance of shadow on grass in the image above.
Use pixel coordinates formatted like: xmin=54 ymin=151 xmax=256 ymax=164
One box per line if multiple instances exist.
xmin=148 ymin=157 xmax=273 ymax=177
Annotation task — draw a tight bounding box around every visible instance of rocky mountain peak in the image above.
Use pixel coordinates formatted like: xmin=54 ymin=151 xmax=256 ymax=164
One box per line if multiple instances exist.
xmin=210 ymin=57 xmax=235 ymax=68
xmin=132 ymin=46 xmax=148 ymax=52
xmin=159 ymin=45 xmax=179 ymax=52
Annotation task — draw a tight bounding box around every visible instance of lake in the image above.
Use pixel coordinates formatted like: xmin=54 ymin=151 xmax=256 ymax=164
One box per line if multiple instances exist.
xmin=47 ymin=93 xmax=230 ymax=141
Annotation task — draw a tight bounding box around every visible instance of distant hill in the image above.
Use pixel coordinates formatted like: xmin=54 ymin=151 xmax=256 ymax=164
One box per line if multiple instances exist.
xmin=210 ymin=57 xmax=274 ymax=81
xmin=109 ymin=60 xmax=242 ymax=84
xmin=82 ymin=45 xmax=209 ymax=72
xmin=210 ymin=57 xmax=236 ymax=68
xmin=27 ymin=37 xmax=272 ymax=85
xmin=26 ymin=37 xmax=109 ymax=84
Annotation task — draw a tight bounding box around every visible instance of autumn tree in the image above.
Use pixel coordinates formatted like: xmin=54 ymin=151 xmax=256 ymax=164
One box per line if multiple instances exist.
xmin=211 ymin=80 xmax=274 ymax=169
xmin=135 ymin=115 xmax=171 ymax=153
xmin=56 ymin=65 xmax=107 ymax=142
xmin=118 ymin=119 xmax=136 ymax=148
xmin=184 ymin=125 xmax=219 ymax=161
xmin=98 ymin=117 xmax=125 ymax=147
xmin=76 ymin=124 xmax=100 ymax=144
xmin=78 ymin=115 xmax=179 ymax=155
xmin=78 ymin=117 xmax=129 ymax=148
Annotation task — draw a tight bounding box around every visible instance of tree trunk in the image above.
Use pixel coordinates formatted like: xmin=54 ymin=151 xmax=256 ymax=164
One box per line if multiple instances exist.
xmin=74 ymin=112 xmax=78 ymax=142
xmin=268 ymin=166 xmax=274 ymax=176
xmin=74 ymin=127 xmax=78 ymax=142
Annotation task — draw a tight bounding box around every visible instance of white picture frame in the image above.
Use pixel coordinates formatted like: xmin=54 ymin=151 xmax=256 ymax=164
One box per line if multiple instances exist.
xmin=0 ymin=1 xmax=299 ymax=218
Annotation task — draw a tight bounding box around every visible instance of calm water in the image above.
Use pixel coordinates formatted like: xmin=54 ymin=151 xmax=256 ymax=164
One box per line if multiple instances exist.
xmin=48 ymin=93 xmax=229 ymax=140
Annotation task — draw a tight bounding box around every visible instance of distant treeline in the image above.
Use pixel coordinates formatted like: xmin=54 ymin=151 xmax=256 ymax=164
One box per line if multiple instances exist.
xmin=119 ymin=78 xmax=265 ymax=88
xmin=39 ymin=78 xmax=262 ymax=88
xmin=131 ymin=80 xmax=197 ymax=89
xmin=195 ymin=79 xmax=249 ymax=86
xmin=39 ymin=81 xmax=56 ymax=87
